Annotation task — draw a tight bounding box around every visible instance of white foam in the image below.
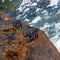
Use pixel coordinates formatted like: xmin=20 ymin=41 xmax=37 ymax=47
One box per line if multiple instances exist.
xmin=30 ymin=16 xmax=41 ymax=24
xmin=49 ymin=0 xmax=59 ymax=6
xmin=2 ymin=0 xmax=12 ymax=3
xmin=55 ymin=22 xmax=60 ymax=30
xmin=20 ymin=0 xmax=31 ymax=6
xmin=2 ymin=0 xmax=5 ymax=3
xmin=17 ymin=0 xmax=31 ymax=12
xmin=50 ymin=34 xmax=59 ymax=42
xmin=24 ymin=18 xmax=30 ymax=22
xmin=9 ymin=0 xmax=12 ymax=2
xmin=55 ymin=39 xmax=60 ymax=52
xmin=31 ymin=2 xmax=37 ymax=6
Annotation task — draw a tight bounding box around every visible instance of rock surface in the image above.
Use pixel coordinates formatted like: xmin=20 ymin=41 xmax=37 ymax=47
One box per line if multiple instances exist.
xmin=0 ymin=10 xmax=60 ymax=60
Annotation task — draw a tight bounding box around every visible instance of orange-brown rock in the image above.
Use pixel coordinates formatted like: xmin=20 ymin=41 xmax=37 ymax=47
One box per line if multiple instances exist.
xmin=0 ymin=10 xmax=60 ymax=60
xmin=0 ymin=10 xmax=15 ymax=21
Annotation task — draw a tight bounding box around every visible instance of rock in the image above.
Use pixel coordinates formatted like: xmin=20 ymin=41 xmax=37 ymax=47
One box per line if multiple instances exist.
xmin=0 ymin=10 xmax=60 ymax=60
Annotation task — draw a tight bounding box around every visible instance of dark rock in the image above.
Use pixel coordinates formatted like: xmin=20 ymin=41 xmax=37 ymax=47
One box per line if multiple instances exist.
xmin=13 ymin=20 xmax=22 ymax=28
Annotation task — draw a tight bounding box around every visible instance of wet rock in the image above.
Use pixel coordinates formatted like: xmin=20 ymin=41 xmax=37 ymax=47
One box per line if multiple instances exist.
xmin=0 ymin=10 xmax=60 ymax=60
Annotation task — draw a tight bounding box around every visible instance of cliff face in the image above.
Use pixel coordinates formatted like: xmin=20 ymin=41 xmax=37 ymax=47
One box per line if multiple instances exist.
xmin=0 ymin=10 xmax=60 ymax=60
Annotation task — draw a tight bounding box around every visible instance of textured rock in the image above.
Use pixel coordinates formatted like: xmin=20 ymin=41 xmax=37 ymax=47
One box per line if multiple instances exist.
xmin=0 ymin=10 xmax=60 ymax=60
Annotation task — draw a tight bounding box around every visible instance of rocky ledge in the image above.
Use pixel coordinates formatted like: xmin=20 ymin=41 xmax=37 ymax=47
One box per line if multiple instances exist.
xmin=0 ymin=10 xmax=60 ymax=60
